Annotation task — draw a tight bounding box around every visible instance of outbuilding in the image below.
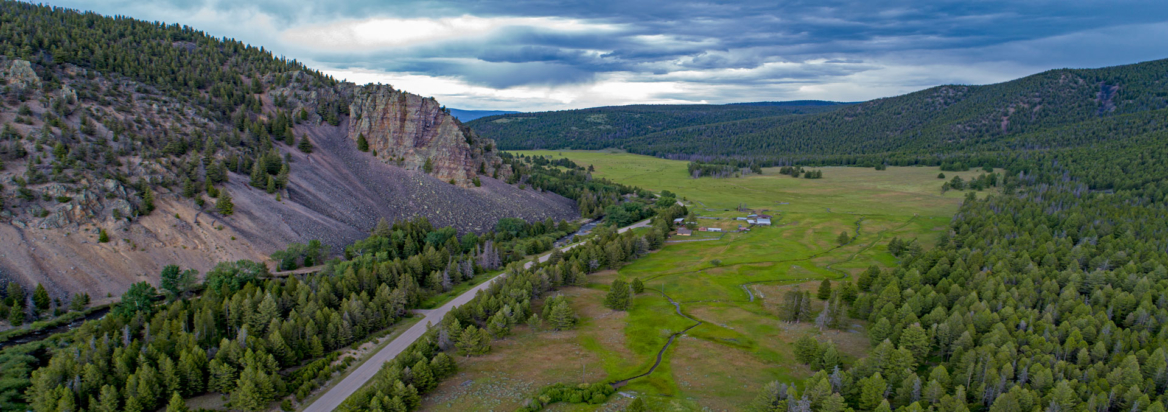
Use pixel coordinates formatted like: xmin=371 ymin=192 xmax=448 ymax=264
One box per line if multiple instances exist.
xmin=677 ymin=227 xmax=692 ymax=236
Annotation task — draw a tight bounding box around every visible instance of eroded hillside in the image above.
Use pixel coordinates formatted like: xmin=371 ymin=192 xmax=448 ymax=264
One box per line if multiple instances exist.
xmin=0 ymin=36 xmax=576 ymax=299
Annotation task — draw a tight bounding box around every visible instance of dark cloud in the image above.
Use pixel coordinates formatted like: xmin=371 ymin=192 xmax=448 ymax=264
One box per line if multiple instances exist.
xmin=43 ymin=0 xmax=1168 ymax=109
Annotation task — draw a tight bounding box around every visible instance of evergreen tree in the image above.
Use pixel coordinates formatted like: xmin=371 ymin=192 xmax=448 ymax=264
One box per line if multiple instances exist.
xmin=631 ymin=278 xmax=644 ymax=294
xmin=859 ymin=373 xmax=888 ymax=411
xmin=6 ymin=281 xmax=24 ymax=308
xmin=357 ymin=133 xmax=369 ymax=152
xmin=604 ymin=279 xmax=630 ymax=310
xmin=899 ymin=324 xmax=931 ymax=364
xmin=423 ymin=157 xmax=434 ymax=173
xmin=98 ymin=229 xmax=110 ymax=243
xmin=794 ymin=335 xmax=820 ymax=365
xmin=250 ymin=159 xmax=265 ymax=188
xmin=216 ymin=189 xmax=234 ymax=215
xmin=625 ymin=397 xmax=646 ymax=412
xmin=869 ymin=318 xmax=892 ymax=346
xmin=7 ymin=305 xmax=23 ymax=326
xmin=164 ymin=391 xmax=187 ymax=412
xmin=297 ymin=134 xmax=313 ymax=153
xmin=140 ymin=185 xmax=155 ymax=215
xmin=32 ymin=284 xmax=49 ymax=312
xmin=817 ymin=279 xmax=832 ymax=300
xmin=837 ymin=231 xmax=849 ymax=245
xmin=549 ymin=297 xmax=576 ymax=330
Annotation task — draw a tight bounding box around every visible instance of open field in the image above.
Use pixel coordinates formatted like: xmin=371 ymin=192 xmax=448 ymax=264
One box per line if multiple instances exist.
xmin=420 ymin=151 xmax=983 ymax=410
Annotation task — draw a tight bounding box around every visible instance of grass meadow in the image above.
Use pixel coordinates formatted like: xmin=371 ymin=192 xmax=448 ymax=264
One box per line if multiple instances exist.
xmin=421 ymin=150 xmax=988 ymax=410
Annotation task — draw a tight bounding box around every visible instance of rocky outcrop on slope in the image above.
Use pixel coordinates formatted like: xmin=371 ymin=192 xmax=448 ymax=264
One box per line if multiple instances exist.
xmin=347 ymin=85 xmax=507 ymax=186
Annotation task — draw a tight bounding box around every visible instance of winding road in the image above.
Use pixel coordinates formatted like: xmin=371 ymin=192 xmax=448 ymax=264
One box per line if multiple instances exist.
xmin=303 ymin=218 xmax=652 ymax=412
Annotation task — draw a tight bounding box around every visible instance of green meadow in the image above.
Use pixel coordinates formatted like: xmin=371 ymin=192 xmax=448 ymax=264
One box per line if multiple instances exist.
xmin=426 ymin=150 xmax=985 ymax=410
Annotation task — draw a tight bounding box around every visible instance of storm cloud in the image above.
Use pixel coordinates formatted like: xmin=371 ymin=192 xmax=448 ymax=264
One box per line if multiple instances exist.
xmin=44 ymin=0 xmax=1168 ymax=110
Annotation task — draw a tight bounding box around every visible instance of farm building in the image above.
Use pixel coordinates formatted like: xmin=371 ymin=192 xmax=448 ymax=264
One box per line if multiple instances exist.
xmin=698 ymin=227 xmax=708 ymax=232
xmin=673 ymin=218 xmax=685 ymax=224
xmin=677 ymin=227 xmax=692 ymax=236
xmin=756 ymin=215 xmax=772 ymax=225
xmin=709 ymin=227 xmax=723 ymax=232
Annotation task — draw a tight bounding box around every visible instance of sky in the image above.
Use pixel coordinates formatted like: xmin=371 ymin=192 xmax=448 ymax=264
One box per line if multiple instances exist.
xmin=44 ymin=0 xmax=1168 ymax=111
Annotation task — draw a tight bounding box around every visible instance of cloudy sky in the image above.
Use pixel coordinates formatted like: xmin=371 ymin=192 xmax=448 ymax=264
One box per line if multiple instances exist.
xmin=45 ymin=0 xmax=1168 ymax=111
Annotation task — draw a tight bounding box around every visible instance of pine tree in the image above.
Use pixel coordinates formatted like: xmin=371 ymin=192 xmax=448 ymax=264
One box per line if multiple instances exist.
xmin=283 ymin=127 xmax=295 ymax=146
xmin=276 ymin=162 xmax=289 ymax=189
xmin=794 ymin=335 xmax=820 ymax=365
xmin=96 ymin=385 xmax=120 ymax=412
xmin=859 ymin=373 xmax=888 ymax=411
xmin=98 ymin=229 xmax=110 ymax=243
xmin=7 ymin=304 xmax=23 ymax=326
xmin=357 ymin=133 xmax=369 ymax=152
xmin=165 ymin=391 xmax=188 ymax=412
xmin=297 ymin=134 xmax=312 ymax=153
xmin=837 ymin=231 xmax=849 ymax=245
xmin=869 ymin=318 xmax=892 ymax=346
xmin=899 ymin=323 xmax=931 ymax=364
xmin=140 ymin=185 xmax=155 ymax=214
xmin=423 ymin=157 xmax=434 ymax=173
xmin=817 ymin=279 xmax=832 ymax=300
xmin=457 ymin=325 xmax=486 ymax=357
xmin=797 ymin=291 xmax=813 ymax=322
xmin=32 ymin=283 xmax=49 ymax=312
xmin=216 ymin=189 xmax=234 ymax=215
xmin=604 ymin=279 xmax=630 ymax=310
xmin=631 ymin=278 xmax=644 ymax=294
xmin=549 ymin=298 xmax=576 ymax=330
xmin=625 ymin=397 xmax=646 ymax=412
xmin=250 ymin=159 xmax=265 ymax=188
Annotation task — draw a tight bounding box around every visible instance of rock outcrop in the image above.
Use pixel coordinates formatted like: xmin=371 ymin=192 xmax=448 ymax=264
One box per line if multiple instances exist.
xmin=347 ymin=85 xmax=506 ymax=186
xmin=1 ymin=58 xmax=40 ymax=89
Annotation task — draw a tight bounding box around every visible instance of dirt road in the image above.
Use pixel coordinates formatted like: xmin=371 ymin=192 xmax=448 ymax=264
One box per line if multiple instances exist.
xmin=303 ymin=218 xmax=651 ymax=412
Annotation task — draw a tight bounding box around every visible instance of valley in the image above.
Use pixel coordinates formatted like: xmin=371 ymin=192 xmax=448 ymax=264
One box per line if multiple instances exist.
xmin=415 ymin=150 xmax=994 ymax=410
xmin=3 ymin=2 xmax=1168 ymax=412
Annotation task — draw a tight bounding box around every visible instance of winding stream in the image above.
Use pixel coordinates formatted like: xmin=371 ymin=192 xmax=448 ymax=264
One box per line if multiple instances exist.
xmin=610 ymin=289 xmax=702 ymax=389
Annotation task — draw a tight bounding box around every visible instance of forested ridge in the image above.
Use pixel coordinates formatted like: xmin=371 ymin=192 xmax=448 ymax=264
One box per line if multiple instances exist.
xmin=472 ymin=58 xmax=1168 ymax=164
xmin=745 ymin=64 xmax=1168 ymax=411
xmin=466 ymin=103 xmax=845 ymax=152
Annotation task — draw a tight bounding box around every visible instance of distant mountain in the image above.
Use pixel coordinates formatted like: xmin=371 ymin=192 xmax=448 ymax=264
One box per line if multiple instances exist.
xmin=466 ymin=102 xmax=846 ymax=151
xmin=727 ymin=100 xmax=852 ymax=107
xmin=468 ymin=58 xmax=1168 ymax=160
xmin=449 ymin=108 xmax=521 ymax=122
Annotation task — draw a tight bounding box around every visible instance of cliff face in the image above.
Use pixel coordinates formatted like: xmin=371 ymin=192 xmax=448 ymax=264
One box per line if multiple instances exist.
xmin=348 ymin=85 xmax=507 ymax=186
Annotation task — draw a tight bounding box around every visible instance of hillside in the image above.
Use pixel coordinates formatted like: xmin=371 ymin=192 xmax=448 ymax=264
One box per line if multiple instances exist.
xmin=0 ymin=2 xmax=577 ymax=298
xmin=466 ymin=102 xmax=846 ymax=151
xmin=472 ymin=59 xmax=1168 ymax=160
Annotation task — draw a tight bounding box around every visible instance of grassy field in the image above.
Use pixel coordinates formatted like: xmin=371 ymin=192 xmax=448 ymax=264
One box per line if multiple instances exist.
xmin=421 ymin=151 xmax=986 ymax=410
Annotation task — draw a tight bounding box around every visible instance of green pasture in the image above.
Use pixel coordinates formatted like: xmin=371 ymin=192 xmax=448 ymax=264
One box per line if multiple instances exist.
xmin=472 ymin=151 xmax=983 ymax=409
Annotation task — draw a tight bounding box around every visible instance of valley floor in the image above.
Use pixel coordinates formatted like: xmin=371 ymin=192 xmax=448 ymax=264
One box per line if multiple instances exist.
xmin=417 ymin=151 xmax=996 ymax=411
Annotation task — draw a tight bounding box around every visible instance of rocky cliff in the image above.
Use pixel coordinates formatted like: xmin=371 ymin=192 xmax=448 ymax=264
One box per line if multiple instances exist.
xmin=347 ymin=85 xmax=507 ymax=186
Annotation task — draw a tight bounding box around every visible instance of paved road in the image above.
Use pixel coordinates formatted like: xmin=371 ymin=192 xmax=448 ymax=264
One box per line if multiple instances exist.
xmin=303 ymin=218 xmax=652 ymax=412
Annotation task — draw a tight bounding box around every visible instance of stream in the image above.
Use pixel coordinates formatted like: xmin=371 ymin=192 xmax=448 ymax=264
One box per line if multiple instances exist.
xmin=610 ymin=289 xmax=702 ymax=389
xmin=0 ymin=306 xmax=111 ymax=350
xmin=553 ymin=219 xmax=601 ymax=248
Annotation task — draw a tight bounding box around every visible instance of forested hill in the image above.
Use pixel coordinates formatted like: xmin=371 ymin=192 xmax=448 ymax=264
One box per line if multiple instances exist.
xmin=471 ymin=58 xmax=1168 ymax=160
xmin=465 ymin=102 xmax=847 ymax=151
xmin=0 ymin=1 xmax=579 ymax=298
